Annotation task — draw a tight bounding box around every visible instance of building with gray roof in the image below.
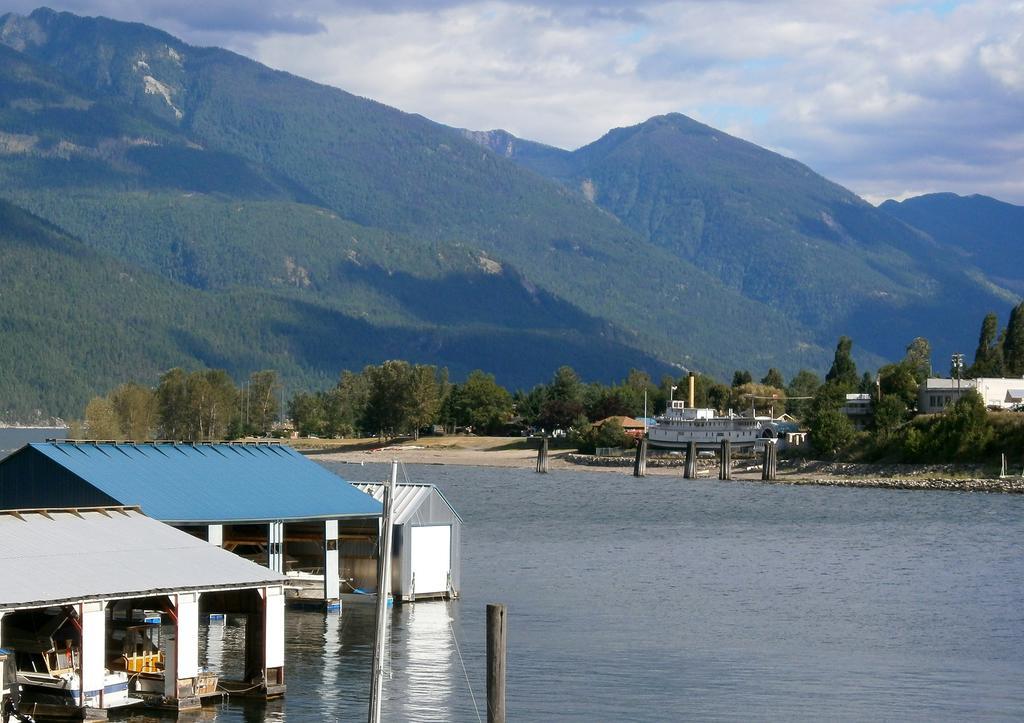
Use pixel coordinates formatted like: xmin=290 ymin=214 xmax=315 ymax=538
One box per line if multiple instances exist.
xmin=0 ymin=441 xmax=382 ymax=604
xmin=0 ymin=506 xmax=288 ymax=716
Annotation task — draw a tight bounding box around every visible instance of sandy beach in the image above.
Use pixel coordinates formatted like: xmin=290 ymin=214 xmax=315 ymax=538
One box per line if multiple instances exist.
xmin=298 ymin=435 xmax=1024 ymax=491
xmin=304 ymin=436 xmax=604 ymax=472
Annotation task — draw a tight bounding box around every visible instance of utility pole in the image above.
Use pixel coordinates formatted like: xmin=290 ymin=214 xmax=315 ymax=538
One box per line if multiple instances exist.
xmin=952 ymin=353 xmax=965 ymax=401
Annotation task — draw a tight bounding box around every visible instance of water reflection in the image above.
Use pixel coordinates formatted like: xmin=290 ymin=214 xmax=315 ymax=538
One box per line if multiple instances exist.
xmin=319 ymin=611 xmax=340 ymax=708
xmin=99 ymin=462 xmax=1024 ymax=720
xmin=390 ymin=602 xmax=460 ymax=720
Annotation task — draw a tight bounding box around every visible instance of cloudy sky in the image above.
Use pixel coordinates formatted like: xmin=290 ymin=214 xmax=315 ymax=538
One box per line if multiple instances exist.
xmin=8 ymin=0 xmax=1024 ymax=203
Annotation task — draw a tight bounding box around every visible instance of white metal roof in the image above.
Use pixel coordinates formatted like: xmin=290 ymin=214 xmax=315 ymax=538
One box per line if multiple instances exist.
xmin=353 ymin=483 xmax=462 ymax=525
xmin=0 ymin=507 xmax=286 ymax=610
xmin=922 ymin=378 xmax=978 ymax=390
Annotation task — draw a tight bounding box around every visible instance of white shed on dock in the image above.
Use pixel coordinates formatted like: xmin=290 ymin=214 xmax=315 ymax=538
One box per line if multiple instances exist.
xmin=353 ymin=483 xmax=462 ymax=603
xmin=0 ymin=506 xmax=288 ymax=719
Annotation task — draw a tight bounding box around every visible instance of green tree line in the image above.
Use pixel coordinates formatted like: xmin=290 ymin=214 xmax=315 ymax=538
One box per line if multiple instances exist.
xmin=802 ymin=300 xmax=1024 ymax=462
xmin=70 ymin=301 xmax=1024 ymax=463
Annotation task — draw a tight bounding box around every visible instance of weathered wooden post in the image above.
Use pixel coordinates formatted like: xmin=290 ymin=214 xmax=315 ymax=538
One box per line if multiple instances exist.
xmin=684 ymin=441 xmax=697 ymax=479
xmin=487 ymin=603 xmax=507 ymax=723
xmin=761 ymin=443 xmax=777 ymax=481
xmin=633 ymin=437 xmax=648 ymax=477
xmin=719 ymin=439 xmax=732 ymax=480
xmin=536 ymin=436 xmax=549 ymax=473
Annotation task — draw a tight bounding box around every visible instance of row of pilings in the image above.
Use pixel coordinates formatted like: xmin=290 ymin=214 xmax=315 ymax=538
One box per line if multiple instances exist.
xmin=536 ymin=435 xmax=778 ymax=480
xmin=633 ymin=438 xmax=776 ymax=481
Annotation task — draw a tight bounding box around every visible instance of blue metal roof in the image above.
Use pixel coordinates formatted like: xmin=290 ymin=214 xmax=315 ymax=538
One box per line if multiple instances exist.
xmin=22 ymin=442 xmax=381 ymax=524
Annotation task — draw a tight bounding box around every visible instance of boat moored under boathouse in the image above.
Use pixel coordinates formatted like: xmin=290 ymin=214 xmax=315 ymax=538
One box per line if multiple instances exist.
xmin=0 ymin=442 xmax=382 ymax=608
xmin=0 ymin=506 xmax=288 ymax=719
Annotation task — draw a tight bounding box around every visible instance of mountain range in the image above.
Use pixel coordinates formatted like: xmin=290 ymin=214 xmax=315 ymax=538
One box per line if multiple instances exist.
xmin=0 ymin=7 xmax=1020 ymax=419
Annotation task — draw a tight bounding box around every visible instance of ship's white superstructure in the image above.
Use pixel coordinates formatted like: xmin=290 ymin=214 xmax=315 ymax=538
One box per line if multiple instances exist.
xmin=648 ymin=400 xmax=784 ymax=449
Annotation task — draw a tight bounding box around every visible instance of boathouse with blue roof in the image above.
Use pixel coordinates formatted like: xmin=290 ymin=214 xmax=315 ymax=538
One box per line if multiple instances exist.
xmin=0 ymin=441 xmax=382 ymax=604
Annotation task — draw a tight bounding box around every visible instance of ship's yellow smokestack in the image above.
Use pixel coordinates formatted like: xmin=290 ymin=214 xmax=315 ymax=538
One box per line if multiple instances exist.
xmin=688 ymin=372 xmax=695 ymax=409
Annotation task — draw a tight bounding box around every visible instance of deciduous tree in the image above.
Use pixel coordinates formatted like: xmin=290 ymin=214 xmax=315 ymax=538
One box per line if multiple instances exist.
xmin=446 ymin=370 xmax=513 ymax=434
xmin=110 ymin=382 xmax=156 ymax=441
xmin=786 ymin=369 xmax=821 ymax=419
xmin=806 ymin=383 xmax=856 ymax=457
xmin=245 ymin=370 xmax=281 ymax=436
xmin=84 ymin=395 xmax=120 ymax=439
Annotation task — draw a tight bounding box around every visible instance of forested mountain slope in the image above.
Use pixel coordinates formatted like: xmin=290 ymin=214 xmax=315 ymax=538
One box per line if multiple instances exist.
xmin=3 ymin=8 xmax=1018 ymax=420
xmin=0 ymin=8 xmax=818 ymax=420
xmin=880 ymin=193 xmax=1024 ymax=296
xmin=469 ymin=115 xmax=1019 ymax=363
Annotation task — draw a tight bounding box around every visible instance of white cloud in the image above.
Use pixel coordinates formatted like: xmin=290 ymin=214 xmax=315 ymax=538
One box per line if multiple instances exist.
xmin=8 ymin=0 xmax=1024 ymax=202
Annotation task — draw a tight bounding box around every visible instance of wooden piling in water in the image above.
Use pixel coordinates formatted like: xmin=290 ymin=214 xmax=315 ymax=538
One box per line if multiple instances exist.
xmin=761 ymin=443 xmax=777 ymax=481
xmin=633 ymin=437 xmax=648 ymax=477
xmin=719 ymin=439 xmax=732 ymax=480
xmin=684 ymin=441 xmax=697 ymax=479
xmin=487 ymin=603 xmax=507 ymax=723
xmin=536 ymin=437 xmax=549 ymax=473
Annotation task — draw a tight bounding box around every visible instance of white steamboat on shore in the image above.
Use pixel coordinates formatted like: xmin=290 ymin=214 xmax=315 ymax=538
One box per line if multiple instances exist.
xmin=648 ymin=399 xmax=788 ymax=450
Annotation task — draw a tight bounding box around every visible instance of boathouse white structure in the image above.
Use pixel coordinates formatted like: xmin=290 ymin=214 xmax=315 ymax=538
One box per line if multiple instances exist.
xmin=0 ymin=506 xmax=287 ymax=717
xmin=353 ymin=482 xmax=462 ymax=602
xmin=0 ymin=442 xmax=381 ymax=606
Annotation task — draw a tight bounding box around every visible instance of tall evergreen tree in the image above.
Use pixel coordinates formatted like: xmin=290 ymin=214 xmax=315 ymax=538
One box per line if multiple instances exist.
xmin=761 ymin=368 xmax=785 ymax=389
xmin=970 ymin=312 xmax=1004 ymax=377
xmin=731 ymin=370 xmax=753 ymax=387
xmin=825 ymin=336 xmax=858 ymax=390
xmin=1004 ymin=302 xmax=1024 ymax=376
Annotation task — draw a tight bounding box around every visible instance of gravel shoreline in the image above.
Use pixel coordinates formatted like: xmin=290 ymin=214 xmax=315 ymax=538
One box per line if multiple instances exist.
xmin=309 ymin=445 xmax=1024 ymax=492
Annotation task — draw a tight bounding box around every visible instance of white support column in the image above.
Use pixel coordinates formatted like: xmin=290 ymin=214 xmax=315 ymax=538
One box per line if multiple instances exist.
xmin=207 ymin=524 xmax=224 ymax=547
xmin=163 ymin=593 xmax=200 ymax=705
xmin=175 ymin=593 xmax=200 ymax=682
xmin=324 ymin=519 xmax=339 ymax=602
xmin=79 ymin=601 xmax=106 ymax=709
xmin=267 ymin=521 xmax=284 ymax=573
xmin=264 ymin=586 xmax=285 ymax=672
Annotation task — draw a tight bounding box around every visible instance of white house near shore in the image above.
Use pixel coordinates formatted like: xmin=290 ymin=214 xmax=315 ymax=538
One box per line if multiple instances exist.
xmin=918 ymin=376 xmax=1024 ymax=413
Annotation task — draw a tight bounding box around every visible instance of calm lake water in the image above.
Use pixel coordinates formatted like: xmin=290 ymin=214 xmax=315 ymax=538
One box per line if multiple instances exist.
xmin=2 ymin=426 xmax=1022 ymax=721
xmin=0 ymin=427 xmax=66 ymax=460
xmin=210 ymin=462 xmax=1024 ymax=721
